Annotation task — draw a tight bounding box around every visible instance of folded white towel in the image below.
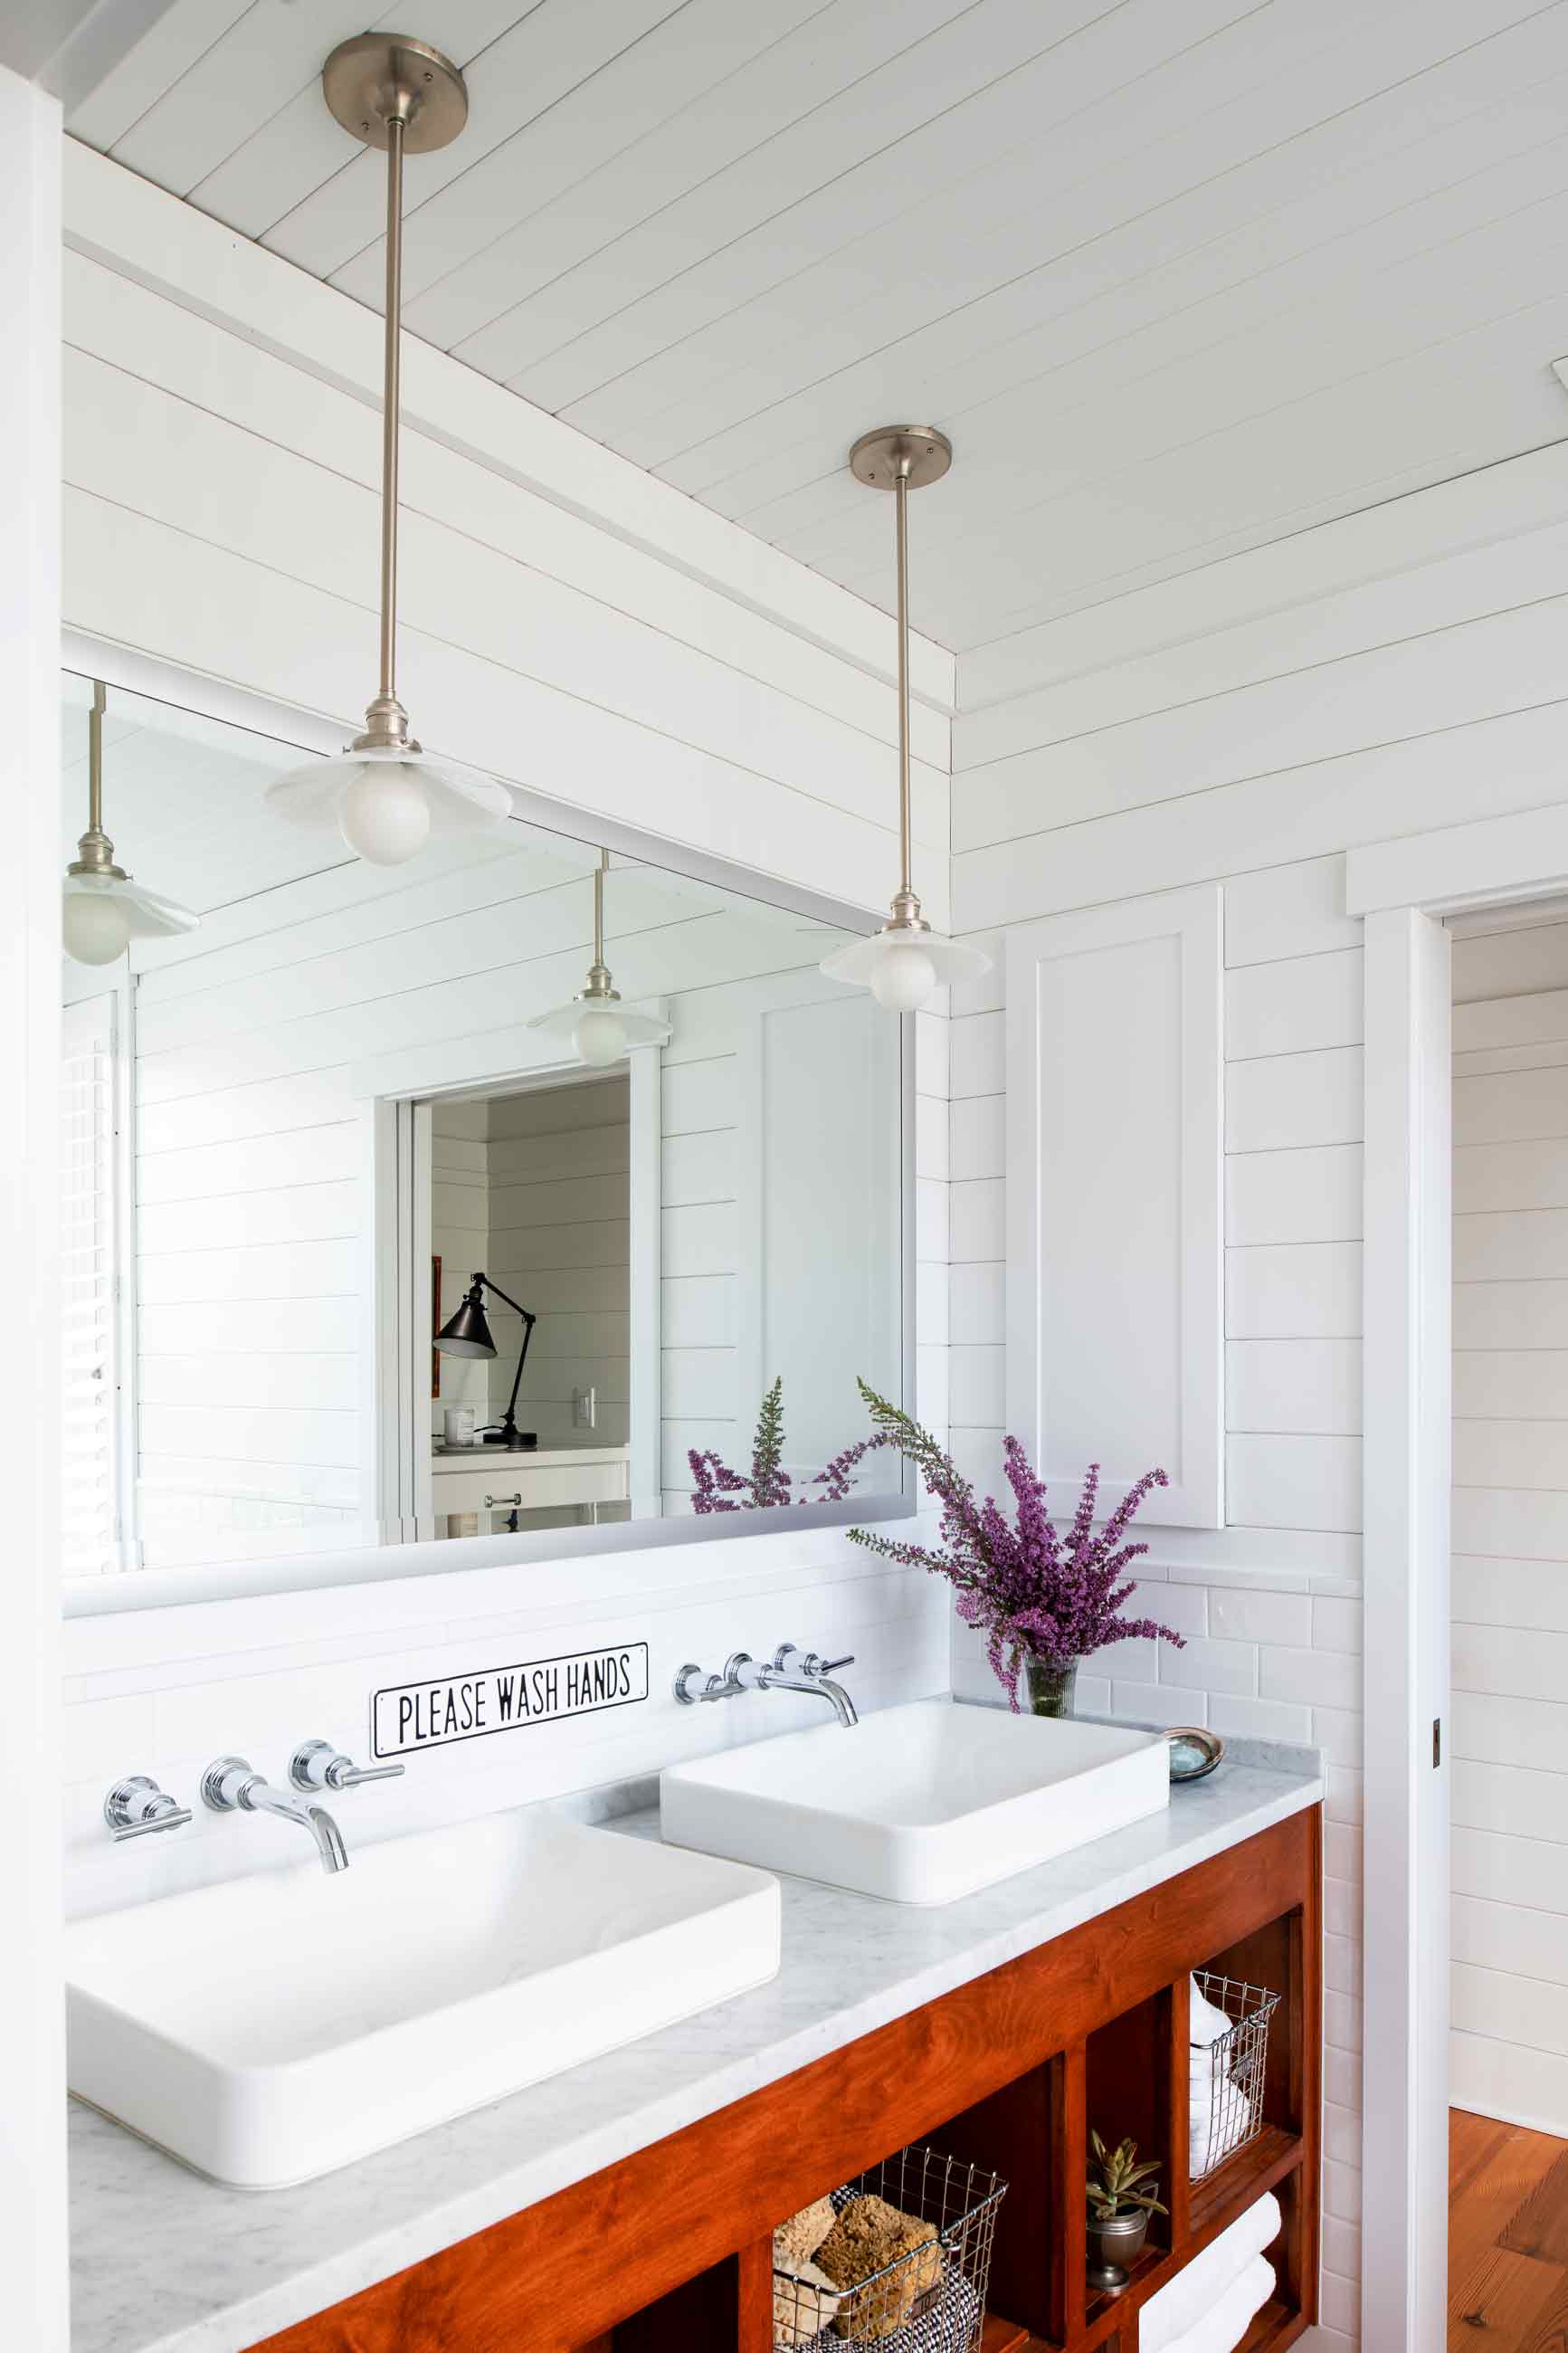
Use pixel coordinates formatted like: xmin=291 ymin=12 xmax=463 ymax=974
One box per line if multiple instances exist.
xmin=1138 ymin=2194 xmax=1279 ymax=2353
xmin=1160 ymin=2255 xmax=1274 ymax=2353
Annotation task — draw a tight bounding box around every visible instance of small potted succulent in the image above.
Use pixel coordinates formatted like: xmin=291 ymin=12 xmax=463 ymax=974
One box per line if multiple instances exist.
xmin=1086 ymin=2131 xmax=1167 ymax=2291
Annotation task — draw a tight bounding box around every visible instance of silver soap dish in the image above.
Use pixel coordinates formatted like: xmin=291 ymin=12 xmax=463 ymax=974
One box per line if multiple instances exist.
xmin=1166 ymin=1727 xmax=1224 ymax=1783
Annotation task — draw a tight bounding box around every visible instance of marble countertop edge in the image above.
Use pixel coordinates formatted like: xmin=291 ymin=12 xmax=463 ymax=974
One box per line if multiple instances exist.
xmin=71 ymin=1754 xmax=1323 ymax=2353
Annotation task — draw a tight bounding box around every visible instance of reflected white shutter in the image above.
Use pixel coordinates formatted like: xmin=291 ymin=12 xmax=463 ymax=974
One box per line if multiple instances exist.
xmin=61 ymin=996 xmax=122 ymax=1574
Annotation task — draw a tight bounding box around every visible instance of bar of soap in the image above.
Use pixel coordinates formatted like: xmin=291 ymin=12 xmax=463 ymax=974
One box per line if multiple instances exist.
xmin=772 ymin=2256 xmax=842 ymax=2348
xmin=814 ymin=2194 xmax=942 ymax=2340
xmin=774 ymin=2194 xmax=836 ymax=2270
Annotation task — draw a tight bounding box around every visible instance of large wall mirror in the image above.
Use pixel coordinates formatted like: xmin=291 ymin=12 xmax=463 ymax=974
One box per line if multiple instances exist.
xmin=59 ymin=664 xmax=910 ymax=1601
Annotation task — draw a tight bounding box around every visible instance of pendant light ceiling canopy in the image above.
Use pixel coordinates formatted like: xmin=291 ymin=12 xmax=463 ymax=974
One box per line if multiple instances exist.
xmin=527 ymin=852 xmax=670 ymax=1067
xmin=266 ymin=34 xmax=510 ymax=867
xmin=62 ymin=683 xmax=200 ymax=967
xmin=821 ymin=426 xmax=991 ymax=1015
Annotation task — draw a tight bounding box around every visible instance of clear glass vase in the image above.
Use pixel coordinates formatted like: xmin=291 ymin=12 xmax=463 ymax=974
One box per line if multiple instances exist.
xmin=1022 ymin=1654 xmax=1079 ymax=1719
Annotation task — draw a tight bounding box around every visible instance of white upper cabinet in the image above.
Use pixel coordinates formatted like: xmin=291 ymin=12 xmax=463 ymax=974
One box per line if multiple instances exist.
xmin=1005 ymin=885 xmax=1224 ymax=1530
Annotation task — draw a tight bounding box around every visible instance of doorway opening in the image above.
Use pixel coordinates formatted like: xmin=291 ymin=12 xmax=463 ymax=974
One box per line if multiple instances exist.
xmin=392 ymin=1069 xmax=639 ymax=1543
xmin=1447 ymin=897 xmax=1568 ymax=2335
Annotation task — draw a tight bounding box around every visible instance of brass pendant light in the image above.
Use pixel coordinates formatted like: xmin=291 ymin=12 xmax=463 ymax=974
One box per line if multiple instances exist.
xmin=528 ymin=851 xmax=670 ymax=1066
xmin=820 ymin=426 xmax=991 ymax=1012
xmin=265 ymin=34 xmax=510 ymax=865
xmin=62 ymin=681 xmax=200 ymax=966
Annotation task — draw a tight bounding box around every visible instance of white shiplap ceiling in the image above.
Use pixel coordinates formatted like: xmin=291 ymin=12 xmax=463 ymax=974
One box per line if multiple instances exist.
xmin=67 ymin=0 xmax=1568 ymax=656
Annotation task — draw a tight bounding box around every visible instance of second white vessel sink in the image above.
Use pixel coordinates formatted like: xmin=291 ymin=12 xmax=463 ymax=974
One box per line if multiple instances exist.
xmin=66 ymin=1809 xmax=779 ymax=2187
xmin=660 ymin=1698 xmax=1170 ymax=1905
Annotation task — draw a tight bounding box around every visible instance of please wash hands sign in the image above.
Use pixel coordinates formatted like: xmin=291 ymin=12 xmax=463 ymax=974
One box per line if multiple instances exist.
xmin=372 ymin=1642 xmax=650 ymax=1758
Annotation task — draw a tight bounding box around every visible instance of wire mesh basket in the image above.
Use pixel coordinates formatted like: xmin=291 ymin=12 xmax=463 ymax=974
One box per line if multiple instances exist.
xmin=1190 ymin=1970 xmax=1281 ymax=2181
xmin=772 ymin=2143 xmax=1007 ymax=2350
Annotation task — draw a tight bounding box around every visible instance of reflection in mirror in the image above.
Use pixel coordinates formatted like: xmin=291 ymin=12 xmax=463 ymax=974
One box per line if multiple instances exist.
xmin=59 ymin=670 xmax=908 ymax=1591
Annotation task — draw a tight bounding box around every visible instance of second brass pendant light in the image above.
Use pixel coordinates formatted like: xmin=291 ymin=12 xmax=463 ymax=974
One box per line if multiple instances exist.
xmin=266 ymin=34 xmax=510 ymax=866
xmin=821 ymin=427 xmax=991 ymax=1013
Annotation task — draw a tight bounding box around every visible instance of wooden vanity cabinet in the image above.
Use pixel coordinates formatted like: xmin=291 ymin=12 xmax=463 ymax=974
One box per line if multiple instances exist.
xmin=252 ymin=1806 xmax=1321 ymax=2353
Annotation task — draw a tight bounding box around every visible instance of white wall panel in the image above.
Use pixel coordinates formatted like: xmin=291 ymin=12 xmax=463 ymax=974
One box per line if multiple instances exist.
xmin=1006 ymin=887 xmax=1222 ymax=1526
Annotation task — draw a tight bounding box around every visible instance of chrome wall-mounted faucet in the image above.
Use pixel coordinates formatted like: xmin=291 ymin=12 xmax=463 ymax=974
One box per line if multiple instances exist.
xmin=202 ymin=1755 xmax=349 ymax=1875
xmin=673 ymin=1643 xmax=858 ymax=1729
xmin=103 ymin=1776 xmax=192 ymax=1842
xmin=290 ymin=1739 xmax=404 ymax=1794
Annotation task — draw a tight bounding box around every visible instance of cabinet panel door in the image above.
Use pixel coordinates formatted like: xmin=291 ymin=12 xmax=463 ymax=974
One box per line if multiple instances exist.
xmin=1006 ymin=885 xmax=1222 ymax=1528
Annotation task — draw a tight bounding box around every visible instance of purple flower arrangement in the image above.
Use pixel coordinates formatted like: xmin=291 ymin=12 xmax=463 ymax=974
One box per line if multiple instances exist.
xmin=689 ymin=1376 xmax=890 ymax=1514
xmin=847 ymin=1379 xmax=1185 ymax=1709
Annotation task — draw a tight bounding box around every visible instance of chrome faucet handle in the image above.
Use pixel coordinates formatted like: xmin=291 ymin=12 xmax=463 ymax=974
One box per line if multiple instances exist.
xmin=202 ymin=1754 xmax=260 ymax=1813
xmin=673 ymin=1653 xmax=755 ymax=1705
xmin=289 ymin=1739 xmax=404 ymax=1793
xmin=104 ymin=1776 xmax=192 ymax=1842
xmin=770 ymin=1644 xmax=854 ymax=1679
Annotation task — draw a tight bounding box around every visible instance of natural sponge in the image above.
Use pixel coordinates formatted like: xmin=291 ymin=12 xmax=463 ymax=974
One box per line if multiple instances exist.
xmin=772 ymin=2255 xmax=842 ymax=2347
xmin=774 ymin=2195 xmax=836 ymax=2272
xmin=814 ymin=2193 xmax=942 ymax=2339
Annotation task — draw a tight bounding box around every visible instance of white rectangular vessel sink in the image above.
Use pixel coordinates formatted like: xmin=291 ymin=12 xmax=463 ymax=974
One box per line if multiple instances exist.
xmin=660 ymin=1698 xmax=1170 ymax=1905
xmin=66 ymin=1810 xmax=779 ymax=2188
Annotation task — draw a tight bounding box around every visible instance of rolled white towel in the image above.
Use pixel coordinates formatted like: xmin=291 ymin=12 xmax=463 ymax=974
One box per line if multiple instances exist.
xmin=1190 ymin=1977 xmax=1233 ymax=2045
xmin=1160 ymin=2254 xmax=1275 ymax=2353
xmin=1138 ymin=2194 xmax=1279 ymax=2353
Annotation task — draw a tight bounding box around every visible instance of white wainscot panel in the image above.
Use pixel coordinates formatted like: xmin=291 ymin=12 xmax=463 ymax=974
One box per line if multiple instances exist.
xmin=1005 ymin=885 xmax=1222 ymax=1528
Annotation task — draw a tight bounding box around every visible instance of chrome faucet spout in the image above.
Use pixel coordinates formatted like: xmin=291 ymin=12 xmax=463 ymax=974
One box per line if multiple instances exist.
xmin=758 ymin=1666 xmax=859 ymax=1728
xmin=246 ymin=1782 xmax=350 ymax=1874
xmin=201 ymin=1756 xmax=350 ymax=1874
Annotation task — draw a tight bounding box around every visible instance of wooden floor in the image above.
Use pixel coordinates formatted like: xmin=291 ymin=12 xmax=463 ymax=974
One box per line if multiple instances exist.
xmin=1451 ymin=2108 xmax=1568 ymax=2348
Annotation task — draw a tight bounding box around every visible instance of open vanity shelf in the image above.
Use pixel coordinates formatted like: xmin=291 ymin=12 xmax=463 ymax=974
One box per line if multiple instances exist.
xmin=250 ymin=1807 xmax=1320 ymax=2353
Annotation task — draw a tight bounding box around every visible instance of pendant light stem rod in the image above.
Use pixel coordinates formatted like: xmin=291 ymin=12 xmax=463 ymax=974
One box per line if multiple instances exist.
xmin=378 ymin=113 xmax=406 ymax=709
xmin=594 ymin=851 xmax=606 ymax=964
xmin=894 ymin=465 xmax=912 ymax=902
xmin=88 ymin=680 xmax=106 ymax=836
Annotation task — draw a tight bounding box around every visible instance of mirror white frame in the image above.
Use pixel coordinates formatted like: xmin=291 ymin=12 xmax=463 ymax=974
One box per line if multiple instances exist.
xmin=61 ymin=632 xmax=919 ymax=1617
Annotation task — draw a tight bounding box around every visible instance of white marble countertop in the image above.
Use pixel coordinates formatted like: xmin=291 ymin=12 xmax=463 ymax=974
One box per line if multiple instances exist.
xmin=69 ymin=1744 xmax=1321 ymax=2353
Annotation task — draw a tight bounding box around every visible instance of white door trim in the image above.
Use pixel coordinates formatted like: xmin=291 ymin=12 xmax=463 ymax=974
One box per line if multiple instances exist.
xmin=0 ymin=62 xmax=68 ymax=2352
xmin=1347 ymin=822 xmax=1561 ymax=2353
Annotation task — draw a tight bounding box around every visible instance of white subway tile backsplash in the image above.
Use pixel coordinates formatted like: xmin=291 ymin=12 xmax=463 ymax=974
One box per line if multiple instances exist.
xmin=1207 ymin=1693 xmax=1313 ymax=1745
xmin=950 ymin=1178 xmax=1004 ymax=1263
xmin=1208 ymin=1586 xmax=1313 ymax=1645
xmin=1155 ymin=1635 xmax=1258 ymax=1696
xmin=1311 ymin=1596 xmax=1363 ymax=1654
xmin=949 ymin=1260 xmax=1005 ymax=1348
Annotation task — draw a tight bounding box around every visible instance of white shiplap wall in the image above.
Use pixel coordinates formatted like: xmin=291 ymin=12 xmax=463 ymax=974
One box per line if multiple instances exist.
xmin=1449 ymin=915 xmax=1568 ymax=2139
xmin=942 ymin=436 xmax=1568 ymax=2348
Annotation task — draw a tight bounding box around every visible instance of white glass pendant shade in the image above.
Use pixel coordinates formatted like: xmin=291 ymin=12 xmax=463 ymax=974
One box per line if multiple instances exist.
xmin=62 ymin=883 xmax=133 ymax=966
xmin=575 ymin=1006 xmax=629 ymax=1065
xmin=821 ymin=923 xmax=989 ymax=1012
xmin=527 ymin=998 xmax=669 ymax=1058
xmin=266 ymin=747 xmax=509 ymax=866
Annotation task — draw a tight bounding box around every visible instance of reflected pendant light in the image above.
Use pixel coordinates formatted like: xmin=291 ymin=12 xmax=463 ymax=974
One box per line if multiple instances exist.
xmin=265 ymin=34 xmax=510 ymax=866
xmin=527 ymin=852 xmax=670 ymax=1067
xmin=821 ymin=427 xmax=991 ymax=1013
xmin=62 ymin=681 xmax=200 ymax=966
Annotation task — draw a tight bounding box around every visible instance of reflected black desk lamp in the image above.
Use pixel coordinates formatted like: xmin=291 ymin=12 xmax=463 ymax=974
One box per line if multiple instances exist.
xmin=435 ymin=1272 xmax=537 ymax=1449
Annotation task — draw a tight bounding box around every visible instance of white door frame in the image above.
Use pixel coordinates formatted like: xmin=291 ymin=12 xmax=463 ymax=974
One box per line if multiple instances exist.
xmin=1348 ymin=800 xmax=1568 ymax=2350
xmin=0 ymin=62 xmax=68 ymax=2351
